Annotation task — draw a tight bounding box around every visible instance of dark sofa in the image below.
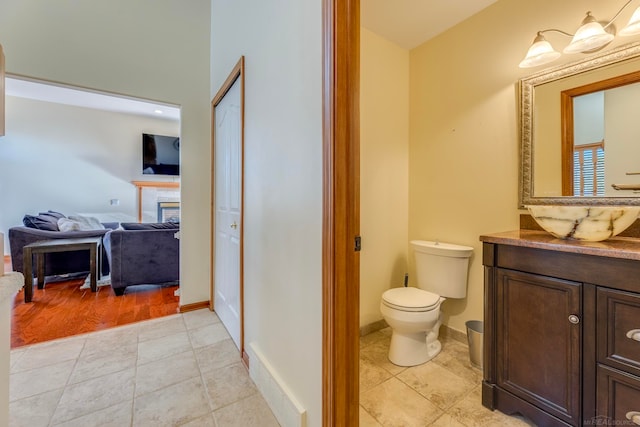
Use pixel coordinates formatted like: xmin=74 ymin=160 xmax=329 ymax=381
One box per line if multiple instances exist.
xmin=9 ymin=222 xmax=118 ymax=278
xmin=103 ymin=223 xmax=179 ymax=296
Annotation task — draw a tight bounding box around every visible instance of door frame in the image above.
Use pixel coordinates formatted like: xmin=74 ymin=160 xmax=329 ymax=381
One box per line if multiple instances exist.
xmin=210 ymin=56 xmax=246 ymax=363
xmin=322 ymin=0 xmax=360 ymax=424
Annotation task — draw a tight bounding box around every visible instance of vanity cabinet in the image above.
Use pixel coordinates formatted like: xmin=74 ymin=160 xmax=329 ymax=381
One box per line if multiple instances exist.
xmin=481 ymin=230 xmax=640 ymax=427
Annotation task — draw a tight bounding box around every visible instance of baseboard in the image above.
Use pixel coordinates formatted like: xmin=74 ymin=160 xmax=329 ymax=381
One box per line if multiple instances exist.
xmin=242 ymin=350 xmax=250 ymax=369
xmin=440 ymin=324 xmax=467 ymax=344
xmin=179 ymin=301 xmax=210 ymax=313
xmin=247 ymin=343 xmax=307 ymax=427
xmin=359 ymin=319 xmax=388 ymax=337
xmin=360 ymin=319 xmax=468 ymax=345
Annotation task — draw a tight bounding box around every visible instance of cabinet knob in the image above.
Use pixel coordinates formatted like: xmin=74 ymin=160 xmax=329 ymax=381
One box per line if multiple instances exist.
xmin=627 ymin=329 xmax=640 ymax=342
xmin=626 ymin=411 xmax=640 ymax=425
xmin=568 ymin=314 xmax=580 ymax=324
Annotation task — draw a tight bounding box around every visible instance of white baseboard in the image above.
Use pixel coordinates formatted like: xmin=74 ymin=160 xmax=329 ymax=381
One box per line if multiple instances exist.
xmin=247 ymin=343 xmax=307 ymax=427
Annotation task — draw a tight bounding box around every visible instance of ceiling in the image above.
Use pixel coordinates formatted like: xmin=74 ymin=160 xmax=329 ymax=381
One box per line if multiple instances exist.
xmin=362 ymin=0 xmax=498 ymax=50
xmin=5 ymin=77 xmax=180 ymax=121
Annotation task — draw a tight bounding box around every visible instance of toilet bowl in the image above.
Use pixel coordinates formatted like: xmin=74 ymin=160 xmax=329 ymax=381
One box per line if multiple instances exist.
xmin=380 ymin=240 xmax=473 ymax=367
xmin=380 ymin=287 xmax=443 ymax=366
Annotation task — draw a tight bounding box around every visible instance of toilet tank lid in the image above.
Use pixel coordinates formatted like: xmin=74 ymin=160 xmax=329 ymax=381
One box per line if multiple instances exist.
xmin=410 ymin=240 xmax=473 ymax=258
xmin=382 ymin=287 xmax=440 ymax=309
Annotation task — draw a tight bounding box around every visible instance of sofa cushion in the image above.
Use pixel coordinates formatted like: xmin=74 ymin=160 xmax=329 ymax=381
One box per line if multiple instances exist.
xmin=41 ymin=210 xmax=66 ymax=220
xmin=57 ymin=215 xmax=106 ymax=232
xmin=23 ymin=214 xmax=60 ymax=231
xmin=120 ymin=222 xmax=180 ymax=230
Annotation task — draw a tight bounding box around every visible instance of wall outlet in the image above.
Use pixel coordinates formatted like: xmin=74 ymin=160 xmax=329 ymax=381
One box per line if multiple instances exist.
xmin=110 ymin=199 xmax=120 ymax=206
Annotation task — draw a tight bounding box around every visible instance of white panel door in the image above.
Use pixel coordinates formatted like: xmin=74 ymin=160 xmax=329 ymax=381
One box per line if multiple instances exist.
xmin=214 ymin=78 xmax=242 ymax=349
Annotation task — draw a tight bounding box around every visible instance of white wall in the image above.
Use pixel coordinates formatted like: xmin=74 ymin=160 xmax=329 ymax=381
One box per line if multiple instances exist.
xmin=360 ymin=28 xmax=409 ymax=328
xmin=211 ymin=0 xmax=322 ymax=425
xmin=0 ymin=96 xmax=179 ymax=253
xmin=0 ymin=0 xmax=210 ymax=305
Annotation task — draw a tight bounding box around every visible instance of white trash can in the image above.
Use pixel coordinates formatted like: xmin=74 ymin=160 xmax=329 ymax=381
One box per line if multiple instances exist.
xmin=466 ymin=320 xmax=483 ymax=369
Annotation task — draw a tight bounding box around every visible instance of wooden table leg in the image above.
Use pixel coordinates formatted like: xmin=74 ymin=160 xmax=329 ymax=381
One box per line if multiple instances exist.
xmin=89 ymin=243 xmax=97 ymax=292
xmin=23 ymin=247 xmax=33 ymax=303
xmin=36 ymin=253 xmax=45 ymax=289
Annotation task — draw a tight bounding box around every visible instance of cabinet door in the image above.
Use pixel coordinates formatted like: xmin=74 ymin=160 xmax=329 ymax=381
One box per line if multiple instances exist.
xmin=597 ymin=288 xmax=640 ymax=377
xmin=496 ymin=269 xmax=582 ymax=425
xmin=597 ymin=365 xmax=640 ymax=425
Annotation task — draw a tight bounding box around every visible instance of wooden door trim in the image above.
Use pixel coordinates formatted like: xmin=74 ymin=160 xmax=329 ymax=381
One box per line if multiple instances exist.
xmin=322 ymin=0 xmax=360 ymax=425
xmin=210 ymin=56 xmax=246 ymax=363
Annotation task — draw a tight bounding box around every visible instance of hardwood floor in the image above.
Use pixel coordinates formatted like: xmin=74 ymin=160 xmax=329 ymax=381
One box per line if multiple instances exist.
xmin=10 ymin=274 xmax=180 ymax=348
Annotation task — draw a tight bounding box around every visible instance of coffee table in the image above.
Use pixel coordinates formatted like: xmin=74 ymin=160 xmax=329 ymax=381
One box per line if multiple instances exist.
xmin=22 ymin=237 xmax=102 ymax=303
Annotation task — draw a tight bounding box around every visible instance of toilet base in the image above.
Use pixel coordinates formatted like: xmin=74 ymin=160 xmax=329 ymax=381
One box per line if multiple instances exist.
xmin=388 ymin=331 xmax=442 ymax=367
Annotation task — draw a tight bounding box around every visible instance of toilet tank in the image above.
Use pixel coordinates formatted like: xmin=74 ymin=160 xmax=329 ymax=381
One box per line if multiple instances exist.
xmin=411 ymin=240 xmax=473 ymax=299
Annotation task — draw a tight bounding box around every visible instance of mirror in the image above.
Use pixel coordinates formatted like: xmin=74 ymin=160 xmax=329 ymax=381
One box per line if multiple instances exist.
xmin=520 ymin=40 xmax=640 ymax=206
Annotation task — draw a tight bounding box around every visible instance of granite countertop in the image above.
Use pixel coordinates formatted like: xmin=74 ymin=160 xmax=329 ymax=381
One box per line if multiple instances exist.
xmin=480 ymin=229 xmax=640 ymax=261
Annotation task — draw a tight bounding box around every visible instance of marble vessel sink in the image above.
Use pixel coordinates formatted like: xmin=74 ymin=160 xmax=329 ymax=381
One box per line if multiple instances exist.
xmin=527 ymin=205 xmax=640 ymax=242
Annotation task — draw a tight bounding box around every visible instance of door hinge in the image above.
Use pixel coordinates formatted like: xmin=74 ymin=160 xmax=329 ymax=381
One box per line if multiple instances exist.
xmin=354 ymin=235 xmax=361 ymax=252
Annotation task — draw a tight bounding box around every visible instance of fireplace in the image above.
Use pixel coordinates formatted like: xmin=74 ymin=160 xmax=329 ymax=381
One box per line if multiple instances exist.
xmin=158 ymin=201 xmax=180 ymax=223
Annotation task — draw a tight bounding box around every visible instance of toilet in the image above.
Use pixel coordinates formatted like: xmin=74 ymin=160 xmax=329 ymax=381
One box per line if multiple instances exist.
xmin=380 ymin=240 xmax=473 ymax=367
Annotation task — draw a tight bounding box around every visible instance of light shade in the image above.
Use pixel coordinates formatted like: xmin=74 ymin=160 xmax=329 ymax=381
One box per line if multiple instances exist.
xmin=563 ymin=12 xmax=614 ymax=54
xmin=620 ymin=7 xmax=640 ymax=36
xmin=519 ymin=33 xmax=561 ymax=68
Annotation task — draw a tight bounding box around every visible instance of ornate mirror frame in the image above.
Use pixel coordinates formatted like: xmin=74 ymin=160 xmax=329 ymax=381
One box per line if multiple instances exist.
xmin=520 ymin=41 xmax=640 ymax=207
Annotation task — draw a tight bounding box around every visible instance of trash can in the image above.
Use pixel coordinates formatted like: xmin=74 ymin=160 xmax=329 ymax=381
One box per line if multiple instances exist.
xmin=466 ymin=320 xmax=484 ymax=369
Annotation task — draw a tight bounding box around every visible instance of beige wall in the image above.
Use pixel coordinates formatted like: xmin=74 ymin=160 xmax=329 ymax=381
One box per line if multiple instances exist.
xmin=0 ymin=0 xmax=211 ymax=306
xmin=211 ymin=0 xmax=322 ymax=424
xmin=360 ymin=28 xmax=410 ymax=327
xmin=407 ymin=0 xmax=638 ymax=333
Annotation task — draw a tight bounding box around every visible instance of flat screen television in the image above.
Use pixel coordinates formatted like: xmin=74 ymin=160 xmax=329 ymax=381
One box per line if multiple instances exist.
xmin=142 ymin=133 xmax=180 ymax=176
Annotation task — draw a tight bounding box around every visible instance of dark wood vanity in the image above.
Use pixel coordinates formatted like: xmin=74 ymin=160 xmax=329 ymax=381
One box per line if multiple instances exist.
xmin=481 ymin=229 xmax=640 ymax=426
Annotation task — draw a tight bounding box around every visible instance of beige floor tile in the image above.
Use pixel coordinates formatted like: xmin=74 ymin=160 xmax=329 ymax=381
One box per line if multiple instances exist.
xmin=430 ymin=413 xmax=467 ymax=427
xmin=51 ymin=368 xmax=135 ymax=425
xmin=447 ymin=386 xmax=536 ymax=427
xmin=360 ymin=330 xmax=389 ymax=349
xmin=359 ymin=405 xmax=382 ymax=426
xmin=10 ymin=359 xmax=75 ymax=402
xmin=137 ymin=331 xmax=191 ymax=365
xmin=360 ymin=340 xmax=407 ymax=376
xmin=133 ymin=376 xmax=210 ymax=426
xmin=181 ymin=413 xmax=218 ymax=426
xmin=182 ymin=308 xmax=221 ymax=330
xmin=195 ymin=338 xmax=242 ymax=374
xmin=9 ymin=388 xmax=63 ymax=427
xmin=135 ymin=350 xmax=200 ymax=397
xmin=9 ymin=347 xmax=28 ymax=370
xmin=396 ymin=362 xmax=476 ymax=410
xmin=137 ymin=314 xmax=186 ymax=343
xmin=360 ymin=377 xmax=443 ymax=427
xmin=11 ymin=337 xmax=85 ymax=373
xmin=360 ymin=357 xmax=393 ymax=392
xmin=81 ymin=326 xmax=138 ymax=358
xmin=432 ymin=341 xmax=482 ymax=384
xmin=51 ymin=400 xmax=133 ymax=427
xmin=188 ymin=322 xmax=231 ymax=349
xmin=203 ymin=362 xmax=258 ymax=410
xmin=69 ymin=351 xmax=137 ymax=385
xmin=213 ymin=394 xmax=279 ymax=427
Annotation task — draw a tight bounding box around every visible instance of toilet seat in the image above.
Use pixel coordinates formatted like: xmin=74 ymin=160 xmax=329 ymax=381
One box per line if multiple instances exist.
xmin=382 ymin=287 xmax=441 ymax=312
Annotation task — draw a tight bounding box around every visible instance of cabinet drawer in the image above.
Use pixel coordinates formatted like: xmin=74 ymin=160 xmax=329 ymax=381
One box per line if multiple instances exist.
xmin=597 ymin=288 xmax=640 ymax=377
xmin=597 ymin=365 xmax=640 ymax=426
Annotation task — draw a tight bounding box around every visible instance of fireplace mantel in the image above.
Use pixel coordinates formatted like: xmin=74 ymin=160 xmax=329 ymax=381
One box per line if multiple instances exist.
xmin=131 ymin=181 xmax=180 ymax=222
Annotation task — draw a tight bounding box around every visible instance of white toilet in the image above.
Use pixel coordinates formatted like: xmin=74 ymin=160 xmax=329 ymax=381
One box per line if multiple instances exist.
xmin=380 ymin=240 xmax=473 ymax=367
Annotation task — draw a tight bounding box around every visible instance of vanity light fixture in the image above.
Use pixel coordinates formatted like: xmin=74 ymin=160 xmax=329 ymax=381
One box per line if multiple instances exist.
xmin=519 ymin=0 xmax=640 ymax=68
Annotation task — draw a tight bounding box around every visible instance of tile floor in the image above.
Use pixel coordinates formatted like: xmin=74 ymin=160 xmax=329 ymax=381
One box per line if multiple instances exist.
xmin=359 ymin=328 xmax=537 ymax=427
xmin=9 ymin=309 xmax=279 ymax=427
